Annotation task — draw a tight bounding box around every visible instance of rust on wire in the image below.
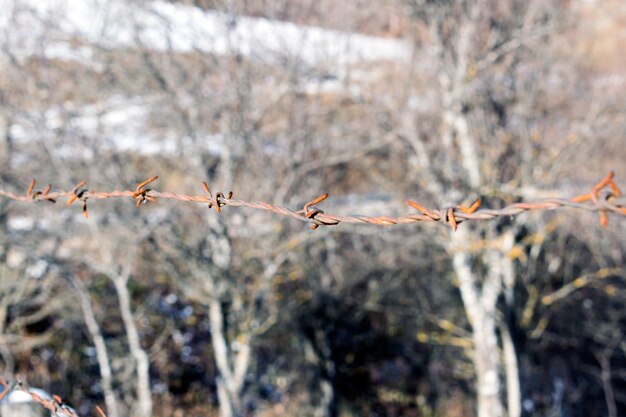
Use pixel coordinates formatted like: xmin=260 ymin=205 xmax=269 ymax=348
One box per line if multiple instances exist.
xmin=571 ymin=171 xmax=622 ymax=226
xmin=35 ymin=183 xmax=56 ymax=203
xmin=67 ymin=180 xmax=89 ymax=218
xmin=96 ymin=405 xmax=108 ymax=417
xmin=132 ymin=175 xmax=159 ymax=207
xmin=407 ymin=200 xmax=440 ymax=221
xmin=446 ymin=208 xmax=458 ymax=231
xmin=52 ymin=394 xmax=80 ymax=417
xmin=27 ymin=179 xmax=36 ymax=197
xmin=0 ymin=377 xmax=15 ymax=401
xmin=298 ymin=193 xmax=340 ymax=229
xmin=0 ymin=377 xmax=100 ymax=417
xmin=458 ymin=199 xmax=481 ymax=214
xmin=201 ymin=181 xmax=233 ymax=214
xmin=27 ymin=180 xmax=56 ymax=203
xmin=1 ymin=172 xmax=625 ymax=231
xmin=443 ymin=199 xmax=481 ymax=231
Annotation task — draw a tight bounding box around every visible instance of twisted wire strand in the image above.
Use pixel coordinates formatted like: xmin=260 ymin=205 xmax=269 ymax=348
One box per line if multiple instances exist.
xmin=1 ymin=172 xmax=625 ymax=230
xmin=1 ymin=174 xmax=623 ymax=417
xmin=0 ymin=377 xmax=84 ymax=417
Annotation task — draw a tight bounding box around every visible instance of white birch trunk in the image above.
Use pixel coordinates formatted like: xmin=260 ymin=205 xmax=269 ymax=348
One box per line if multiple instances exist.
xmin=499 ymin=232 xmax=521 ymax=417
xmin=502 ymin=322 xmax=521 ymax=417
xmin=71 ymin=277 xmax=121 ymax=417
xmin=209 ymin=295 xmax=249 ymax=417
xmin=113 ymin=276 xmax=152 ymax=417
xmin=451 ymin=228 xmax=504 ymax=417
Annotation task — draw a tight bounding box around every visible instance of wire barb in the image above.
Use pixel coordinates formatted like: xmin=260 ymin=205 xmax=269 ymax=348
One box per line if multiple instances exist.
xmin=407 ymin=200 xmax=440 ymax=221
xmin=27 ymin=179 xmax=36 ymax=197
xmin=27 ymin=180 xmax=56 ymax=203
xmin=132 ymin=175 xmax=159 ymax=207
xmin=571 ymin=171 xmax=622 ymax=226
xmin=298 ymin=194 xmax=339 ymax=229
xmin=67 ymin=180 xmax=89 ymax=218
xmin=446 ymin=208 xmax=458 ymax=231
xmin=445 ymin=199 xmax=481 ymax=231
xmin=0 ymin=377 xmax=104 ymax=417
xmin=458 ymin=199 xmax=481 ymax=214
xmin=0 ymin=377 xmax=16 ymax=401
xmin=201 ymin=181 xmax=233 ymax=214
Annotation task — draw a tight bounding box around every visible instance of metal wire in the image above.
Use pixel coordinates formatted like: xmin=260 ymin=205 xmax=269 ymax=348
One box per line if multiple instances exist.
xmin=0 ymin=173 xmax=625 ymax=415
xmin=0 ymin=377 xmax=85 ymax=417
xmin=1 ymin=172 xmax=625 ymax=231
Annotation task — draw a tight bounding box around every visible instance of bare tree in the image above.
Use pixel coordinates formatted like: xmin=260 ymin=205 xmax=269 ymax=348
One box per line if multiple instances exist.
xmin=396 ymin=1 xmax=580 ymax=416
xmin=2 ymin=1 xmax=626 ymax=417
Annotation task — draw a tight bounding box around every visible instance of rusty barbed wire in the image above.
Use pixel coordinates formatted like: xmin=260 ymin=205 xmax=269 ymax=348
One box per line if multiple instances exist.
xmin=1 ymin=172 xmax=625 ymax=231
xmin=0 ymin=376 xmax=103 ymax=417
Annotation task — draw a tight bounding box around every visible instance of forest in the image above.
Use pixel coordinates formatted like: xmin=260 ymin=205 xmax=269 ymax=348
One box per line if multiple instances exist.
xmin=1 ymin=0 xmax=625 ymax=416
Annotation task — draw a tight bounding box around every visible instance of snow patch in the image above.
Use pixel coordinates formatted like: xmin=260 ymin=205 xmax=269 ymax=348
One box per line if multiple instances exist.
xmin=3 ymin=0 xmax=411 ymax=68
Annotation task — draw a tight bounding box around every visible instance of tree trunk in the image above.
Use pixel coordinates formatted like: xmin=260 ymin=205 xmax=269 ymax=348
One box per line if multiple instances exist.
xmin=72 ymin=277 xmax=121 ymax=417
xmin=316 ymin=378 xmax=336 ymax=417
xmin=303 ymin=333 xmax=337 ymax=417
xmin=451 ymin=228 xmax=504 ymax=417
xmin=499 ymin=231 xmax=521 ymax=417
xmin=113 ymin=276 xmax=152 ymax=417
xmin=209 ymin=295 xmax=249 ymax=417
xmin=470 ymin=314 xmax=503 ymax=417
xmin=215 ymin=375 xmax=237 ymax=417
xmin=502 ymin=321 xmax=521 ymax=417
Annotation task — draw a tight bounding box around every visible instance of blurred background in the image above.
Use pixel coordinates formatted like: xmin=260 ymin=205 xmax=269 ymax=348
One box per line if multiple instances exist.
xmin=1 ymin=0 xmax=625 ymax=416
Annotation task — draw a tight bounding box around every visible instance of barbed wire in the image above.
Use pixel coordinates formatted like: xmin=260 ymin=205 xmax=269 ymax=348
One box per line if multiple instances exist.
xmin=1 ymin=172 xmax=625 ymax=231
xmin=0 ymin=174 xmax=624 ymax=416
xmin=0 ymin=376 xmax=106 ymax=417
